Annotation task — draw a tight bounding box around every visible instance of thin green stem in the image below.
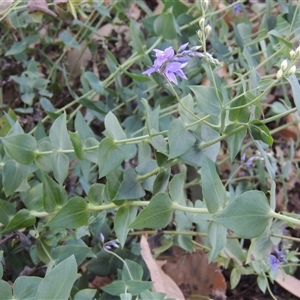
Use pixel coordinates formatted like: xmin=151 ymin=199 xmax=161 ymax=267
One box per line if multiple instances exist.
xmin=269 ymin=210 xmax=300 ymax=227
xmin=172 ymin=202 xmax=209 ymax=214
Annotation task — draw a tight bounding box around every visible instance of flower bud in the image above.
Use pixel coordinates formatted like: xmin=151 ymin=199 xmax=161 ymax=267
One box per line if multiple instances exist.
xmin=288 ymin=65 xmax=296 ymax=75
xmin=205 ymin=24 xmax=212 ymax=36
xmin=199 ymin=17 xmax=205 ymax=29
xmin=276 ymin=69 xmax=283 ymax=79
xmin=280 ymin=59 xmax=288 ymax=71
xmin=290 ymin=50 xmax=296 ymax=59
xmin=197 ymin=30 xmax=202 ymax=39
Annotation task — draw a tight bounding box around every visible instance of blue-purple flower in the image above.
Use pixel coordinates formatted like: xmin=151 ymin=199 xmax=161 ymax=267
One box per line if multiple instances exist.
xmin=142 ymin=44 xmax=192 ymax=85
xmin=233 ymin=4 xmax=242 ymax=15
xmin=164 ymin=62 xmax=188 ymax=84
xmin=268 ymin=250 xmax=286 ymax=272
xmin=269 ymin=254 xmax=280 ymax=272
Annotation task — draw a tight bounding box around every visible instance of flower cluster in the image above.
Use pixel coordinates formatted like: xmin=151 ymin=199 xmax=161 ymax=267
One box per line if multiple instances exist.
xmin=142 ymin=43 xmax=208 ymax=85
xmin=142 ymin=43 xmax=190 ymax=84
xmin=269 ymin=250 xmax=287 ymax=272
xmin=276 ymin=46 xmax=300 ymax=79
xmin=241 ymin=153 xmax=264 ymax=167
xmin=100 ymin=233 xmax=119 ymax=250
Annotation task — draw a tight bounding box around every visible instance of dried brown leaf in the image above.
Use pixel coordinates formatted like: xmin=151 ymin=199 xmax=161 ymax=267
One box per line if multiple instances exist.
xmin=66 ymin=41 xmax=92 ymax=78
xmin=140 ymin=235 xmax=185 ymax=300
xmin=275 ymin=270 xmax=300 ymax=298
xmin=27 ymin=0 xmax=57 ymax=17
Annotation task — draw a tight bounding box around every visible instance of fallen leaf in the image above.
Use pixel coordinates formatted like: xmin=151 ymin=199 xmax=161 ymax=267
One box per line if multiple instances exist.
xmin=140 ymin=235 xmax=185 ymax=300
xmin=0 ymin=0 xmax=14 ymax=27
xmin=162 ymin=246 xmax=222 ymax=298
xmin=126 ymin=2 xmax=141 ymax=20
xmin=27 ymin=0 xmax=57 ymax=17
xmin=275 ymin=270 xmax=300 ymax=298
xmin=66 ymin=41 xmax=92 ymax=78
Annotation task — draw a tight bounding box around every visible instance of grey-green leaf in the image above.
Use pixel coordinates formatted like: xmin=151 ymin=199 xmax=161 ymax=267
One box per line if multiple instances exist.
xmin=35 ymin=255 xmax=78 ymax=300
xmin=213 ymin=191 xmax=270 ymax=238
xmin=168 ymin=119 xmax=196 ymax=159
xmin=129 ymin=193 xmax=173 ymax=229
xmin=46 ymin=196 xmax=88 ymax=229
xmin=1 ymin=134 xmax=37 ymax=164
xmin=201 ymin=156 xmax=226 ymax=213
xmin=98 ymin=137 xmax=125 ymax=178
xmin=49 ymin=113 xmax=72 ymax=150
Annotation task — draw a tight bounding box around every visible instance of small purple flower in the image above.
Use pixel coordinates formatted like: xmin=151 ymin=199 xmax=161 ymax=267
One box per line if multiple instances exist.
xmin=269 ymin=254 xmax=280 ymax=272
xmin=233 ymin=4 xmax=242 ymax=15
xmin=142 ymin=44 xmax=195 ymax=85
xmin=178 ymin=42 xmax=189 ymax=53
xmin=244 ymin=155 xmax=262 ymax=167
xmin=165 ymin=62 xmax=188 ymax=85
xmin=106 ymin=240 xmax=119 ymax=248
xmin=153 ymin=46 xmax=175 ymax=69
xmin=275 ymin=250 xmax=287 ymax=262
xmin=241 ymin=153 xmax=246 ymax=162
xmin=99 ymin=233 xmax=105 ymax=243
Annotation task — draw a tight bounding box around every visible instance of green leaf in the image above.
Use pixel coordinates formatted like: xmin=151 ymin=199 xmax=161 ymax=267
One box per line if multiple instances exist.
xmin=0 ymin=280 xmax=12 ymax=300
xmin=59 ymin=30 xmax=81 ymax=49
xmin=101 ymin=280 xmax=126 ymax=296
xmin=51 ymin=244 xmax=92 ymax=266
xmin=74 ymin=289 xmax=97 ymax=300
xmin=257 ymin=274 xmax=267 ymax=293
xmin=168 ymin=119 xmax=196 ymax=159
xmin=169 ymin=173 xmax=185 ymax=204
xmin=189 ymin=86 xmax=221 ymax=116
xmin=129 ymin=19 xmax=145 ymax=54
xmin=139 ymin=290 xmax=166 ymax=300
xmin=35 ymin=141 xmax=54 ymax=173
xmin=42 ymin=173 xmax=67 ymax=213
xmin=105 ymin=112 xmax=127 ymax=140
xmin=3 ymin=160 xmax=28 ymax=196
xmin=249 ymin=120 xmax=273 ymax=146
xmin=153 ymin=169 xmax=170 ymax=195
xmin=74 ymin=112 xmax=95 ymax=141
xmin=1 ymin=134 xmax=37 ymax=164
xmin=129 ymin=193 xmax=173 ymax=229
xmin=213 ymin=191 xmax=270 ymax=238
xmin=35 ymin=255 xmax=78 ymax=300
xmin=49 ymin=113 xmax=72 ymax=150
xmin=127 ymin=280 xmax=153 ymax=295
xmin=5 ymin=41 xmax=27 ymax=56
xmin=83 ymin=72 xmax=105 ymax=94
xmin=178 ymin=94 xmax=198 ymax=129
xmin=225 ymin=125 xmax=247 ymax=162
xmin=0 ymin=209 xmax=35 ymax=235
xmin=230 ymin=268 xmax=242 ymax=289
xmin=69 ymin=131 xmax=85 ymax=160
xmin=107 ymin=170 xmax=123 ymax=201
xmin=287 ymin=74 xmax=300 ymax=116
xmin=87 ymin=183 xmax=105 ymax=205
xmin=36 ymin=238 xmax=53 ymax=264
xmin=51 ymin=150 xmax=69 ymax=185
xmin=201 ymin=125 xmax=220 ymax=162
xmin=114 ymin=168 xmax=145 ymax=200
xmin=98 ymin=137 xmax=125 ymax=178
xmin=229 ymin=95 xmax=250 ymax=122
xmin=13 ymin=276 xmax=42 ymax=300
xmin=122 ymin=259 xmax=143 ymax=281
xmin=0 ymin=200 xmax=15 ymax=226
xmin=207 ymin=221 xmax=227 ymax=262
xmin=114 ymin=206 xmax=138 ymax=247
xmin=201 ymin=156 xmax=226 ymax=213
xmin=121 ymin=293 xmax=132 ymax=300
xmin=153 ymin=12 xmax=177 ymax=39
xmin=46 ymin=196 xmax=88 ymax=229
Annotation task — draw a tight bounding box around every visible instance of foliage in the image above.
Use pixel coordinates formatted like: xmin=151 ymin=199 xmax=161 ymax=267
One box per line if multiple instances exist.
xmin=0 ymin=0 xmax=300 ymax=299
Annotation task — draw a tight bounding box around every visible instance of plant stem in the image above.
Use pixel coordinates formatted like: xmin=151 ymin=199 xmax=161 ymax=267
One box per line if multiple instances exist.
xmin=269 ymin=210 xmax=300 ymax=227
